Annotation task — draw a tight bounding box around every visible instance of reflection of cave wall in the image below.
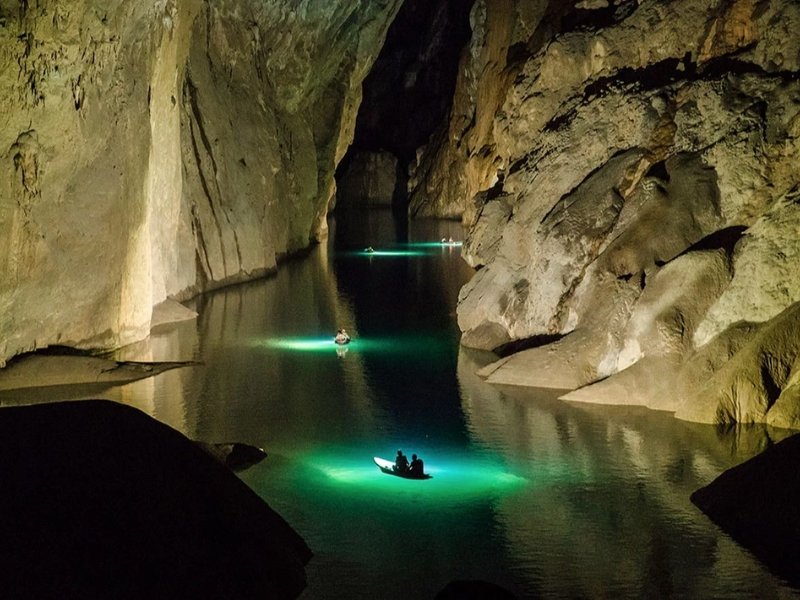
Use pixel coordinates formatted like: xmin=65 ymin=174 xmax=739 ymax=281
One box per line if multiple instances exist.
xmin=457 ymin=347 xmax=794 ymax=597
xmin=335 ymin=0 xmax=473 ymax=210
xmin=413 ymin=0 xmax=800 ymax=427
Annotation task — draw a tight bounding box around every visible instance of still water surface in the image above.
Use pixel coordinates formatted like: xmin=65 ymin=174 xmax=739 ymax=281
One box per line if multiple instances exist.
xmin=22 ymin=211 xmax=800 ymax=598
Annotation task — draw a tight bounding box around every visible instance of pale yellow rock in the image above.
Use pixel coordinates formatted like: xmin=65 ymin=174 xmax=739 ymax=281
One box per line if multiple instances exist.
xmin=0 ymin=0 xmax=402 ymax=366
xmin=695 ymin=191 xmax=800 ymax=347
xmin=676 ymin=303 xmax=800 ymax=426
xmin=437 ymin=0 xmax=800 ymax=426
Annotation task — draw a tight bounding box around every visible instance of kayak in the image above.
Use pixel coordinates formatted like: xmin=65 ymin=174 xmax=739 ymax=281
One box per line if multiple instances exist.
xmin=334 ymin=337 xmax=351 ymax=345
xmin=373 ymin=456 xmax=431 ymax=480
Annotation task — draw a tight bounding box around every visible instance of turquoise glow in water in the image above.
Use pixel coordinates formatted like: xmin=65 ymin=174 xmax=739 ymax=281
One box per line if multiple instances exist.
xmin=303 ymin=451 xmax=530 ymax=499
xmin=348 ymin=249 xmax=432 ymax=257
xmin=56 ymin=210 xmax=798 ymax=599
xmin=401 ymin=241 xmax=464 ymax=248
xmin=252 ymin=335 xmax=450 ymax=356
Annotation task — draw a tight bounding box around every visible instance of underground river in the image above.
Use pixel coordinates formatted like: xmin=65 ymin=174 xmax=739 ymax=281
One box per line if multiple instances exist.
xmin=10 ymin=210 xmax=800 ymax=599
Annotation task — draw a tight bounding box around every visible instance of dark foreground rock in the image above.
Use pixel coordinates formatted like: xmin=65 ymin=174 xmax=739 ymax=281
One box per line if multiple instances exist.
xmin=0 ymin=400 xmax=311 ymax=600
xmin=435 ymin=580 xmax=518 ymax=600
xmin=691 ymin=433 xmax=800 ymax=587
xmin=198 ymin=442 xmax=269 ymax=472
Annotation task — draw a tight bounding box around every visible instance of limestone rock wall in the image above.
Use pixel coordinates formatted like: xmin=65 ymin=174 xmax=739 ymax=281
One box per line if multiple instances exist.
xmin=0 ymin=0 xmax=401 ymax=365
xmin=335 ymin=151 xmax=404 ymax=208
xmin=417 ymin=0 xmax=800 ymax=426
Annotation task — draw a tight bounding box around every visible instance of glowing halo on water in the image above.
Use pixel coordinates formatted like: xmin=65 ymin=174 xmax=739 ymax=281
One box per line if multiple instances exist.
xmin=251 ymin=335 xmax=450 ymax=355
xmin=400 ymin=241 xmax=464 ymax=249
xmin=290 ymin=451 xmax=537 ymax=504
xmin=345 ymin=249 xmax=431 ymax=258
xmin=256 ymin=337 xmax=344 ymax=352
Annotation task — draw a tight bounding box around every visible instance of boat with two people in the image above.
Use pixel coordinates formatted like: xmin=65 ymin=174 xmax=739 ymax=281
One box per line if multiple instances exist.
xmin=373 ymin=451 xmax=431 ymax=480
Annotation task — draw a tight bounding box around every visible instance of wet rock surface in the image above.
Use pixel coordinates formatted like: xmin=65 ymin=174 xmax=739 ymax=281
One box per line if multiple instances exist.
xmin=0 ymin=352 xmax=196 ymax=392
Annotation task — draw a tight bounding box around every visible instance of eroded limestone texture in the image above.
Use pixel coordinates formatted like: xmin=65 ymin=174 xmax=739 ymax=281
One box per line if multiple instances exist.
xmin=0 ymin=0 xmax=401 ymax=365
xmin=414 ymin=0 xmax=800 ymax=426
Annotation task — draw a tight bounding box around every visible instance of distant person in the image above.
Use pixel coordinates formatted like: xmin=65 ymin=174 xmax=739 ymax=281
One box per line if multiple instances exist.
xmin=394 ymin=450 xmax=409 ymax=473
xmin=365 ymin=246 xmax=374 ymax=253
xmin=334 ymin=328 xmax=351 ymax=345
xmin=409 ymin=453 xmax=424 ymax=477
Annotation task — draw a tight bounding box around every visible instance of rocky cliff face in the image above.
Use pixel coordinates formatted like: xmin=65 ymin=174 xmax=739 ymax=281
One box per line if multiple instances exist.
xmin=415 ymin=0 xmax=800 ymax=427
xmin=0 ymin=0 xmax=401 ymax=365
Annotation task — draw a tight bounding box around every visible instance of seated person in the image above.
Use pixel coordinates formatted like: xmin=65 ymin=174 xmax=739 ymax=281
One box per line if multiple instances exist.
xmin=334 ymin=328 xmax=351 ymax=344
xmin=394 ymin=450 xmax=409 ymax=473
xmin=409 ymin=453 xmax=424 ymax=477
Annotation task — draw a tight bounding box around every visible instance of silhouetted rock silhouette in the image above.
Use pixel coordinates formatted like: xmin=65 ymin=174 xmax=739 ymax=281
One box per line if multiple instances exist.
xmin=0 ymin=400 xmax=311 ymax=599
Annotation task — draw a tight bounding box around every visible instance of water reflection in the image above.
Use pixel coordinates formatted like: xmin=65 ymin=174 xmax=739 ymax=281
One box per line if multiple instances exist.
xmin=1 ymin=209 xmax=798 ymax=598
xmin=457 ymin=348 xmax=798 ymax=598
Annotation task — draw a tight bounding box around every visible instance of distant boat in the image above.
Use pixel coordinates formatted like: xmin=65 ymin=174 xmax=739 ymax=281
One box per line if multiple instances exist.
xmin=373 ymin=456 xmax=431 ymax=480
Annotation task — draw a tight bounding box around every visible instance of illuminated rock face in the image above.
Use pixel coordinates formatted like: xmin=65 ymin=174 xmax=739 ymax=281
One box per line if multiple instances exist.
xmin=417 ymin=0 xmax=800 ymax=425
xmin=0 ymin=0 xmax=401 ymax=365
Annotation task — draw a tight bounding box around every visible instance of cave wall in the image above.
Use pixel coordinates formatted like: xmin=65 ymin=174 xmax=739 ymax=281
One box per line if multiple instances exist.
xmin=0 ymin=0 xmax=401 ymax=365
xmin=416 ymin=0 xmax=800 ymax=426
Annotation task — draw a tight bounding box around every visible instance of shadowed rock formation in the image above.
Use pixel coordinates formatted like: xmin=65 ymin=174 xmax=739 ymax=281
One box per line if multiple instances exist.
xmin=0 ymin=352 xmax=196 ymax=392
xmin=336 ymin=0 xmax=473 ymax=211
xmin=198 ymin=441 xmax=269 ymax=472
xmin=691 ymin=432 xmax=800 ymax=587
xmin=436 ymin=580 xmax=518 ymax=600
xmin=0 ymin=400 xmax=311 ymax=599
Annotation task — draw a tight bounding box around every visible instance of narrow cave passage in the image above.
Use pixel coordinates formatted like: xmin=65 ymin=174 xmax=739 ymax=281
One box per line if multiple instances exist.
xmin=334 ymin=0 xmax=474 ymax=214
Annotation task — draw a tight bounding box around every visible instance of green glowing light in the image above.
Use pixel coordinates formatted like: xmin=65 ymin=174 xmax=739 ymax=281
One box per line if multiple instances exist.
xmin=252 ymin=335 xmax=448 ymax=356
xmin=302 ymin=451 xmax=530 ymax=502
xmin=256 ymin=337 xmax=350 ymax=352
xmin=401 ymin=242 xmax=463 ymax=249
xmin=350 ymin=249 xmax=431 ymax=258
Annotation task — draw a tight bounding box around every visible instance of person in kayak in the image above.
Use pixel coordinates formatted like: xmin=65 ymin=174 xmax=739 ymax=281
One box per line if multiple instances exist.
xmin=334 ymin=328 xmax=351 ymax=345
xmin=409 ymin=453 xmax=424 ymax=477
xmin=394 ymin=450 xmax=409 ymax=473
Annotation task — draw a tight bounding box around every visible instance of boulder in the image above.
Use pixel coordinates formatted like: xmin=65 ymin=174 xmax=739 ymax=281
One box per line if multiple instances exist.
xmin=198 ymin=441 xmax=269 ymax=472
xmin=435 ymin=580 xmax=518 ymax=600
xmin=691 ymin=433 xmax=800 ymax=587
xmin=0 ymin=400 xmax=311 ymax=599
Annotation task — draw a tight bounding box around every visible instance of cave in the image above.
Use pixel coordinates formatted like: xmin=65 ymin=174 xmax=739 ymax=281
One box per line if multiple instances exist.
xmin=334 ymin=0 xmax=474 ymax=213
xmin=1 ymin=0 xmax=800 ymax=598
